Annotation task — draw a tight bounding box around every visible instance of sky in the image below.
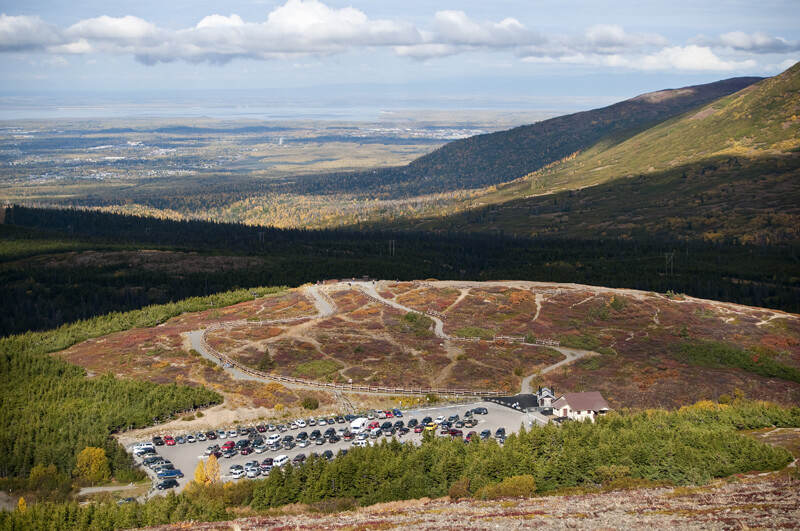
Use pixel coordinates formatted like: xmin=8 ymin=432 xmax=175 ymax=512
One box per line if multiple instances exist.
xmin=1 ymin=0 xmax=798 ymax=118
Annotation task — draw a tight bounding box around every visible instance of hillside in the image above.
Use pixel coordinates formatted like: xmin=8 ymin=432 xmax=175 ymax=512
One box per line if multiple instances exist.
xmin=55 ymin=280 xmax=800 ymax=410
xmin=282 ymin=76 xmax=761 ymax=197
xmin=393 ymin=62 xmax=800 ymax=242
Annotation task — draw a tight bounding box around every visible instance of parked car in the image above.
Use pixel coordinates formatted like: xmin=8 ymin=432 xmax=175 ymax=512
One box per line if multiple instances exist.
xmin=222 ymin=449 xmax=237 ymax=458
xmin=321 ymin=450 xmax=334 ymax=460
xmin=407 ymin=418 xmax=418 ymax=428
xmin=206 ymin=430 xmax=217 ymax=440
xmin=494 ymin=427 xmax=506 ymax=439
xmin=157 ymin=468 xmax=183 ymax=479
xmin=343 ymin=431 xmax=355 ymax=441
xmin=421 ymin=416 xmax=432 ymax=425
xmin=328 ymin=434 xmax=340 ymax=444
xmin=292 ymin=453 xmax=306 ymax=465
xmin=448 ymin=429 xmax=463 ymax=438
xmin=152 ymin=436 xmax=165 ymax=446
xmin=240 ymin=447 xmax=254 ymax=456
xmin=186 ymin=435 xmax=196 ymax=444
xmin=216 ymin=429 xmax=227 ymax=438
xmin=196 ymin=432 xmax=206 ymax=441
xmin=335 ymin=416 xmax=345 ymax=424
xmin=282 ymin=440 xmax=296 ymax=450
xmin=463 ymin=418 xmax=478 ymax=428
xmin=324 ymin=427 xmax=336 ymax=439
xmin=295 ymin=419 xmax=306 ymax=428
xmin=392 ymin=408 xmax=403 ymax=418
xmin=466 ymin=431 xmax=478 ymax=442
xmin=414 ymin=424 xmax=424 ymax=433
xmin=156 ymin=479 xmax=179 ymax=490
xmin=256 ymin=424 xmax=267 ymax=432
xmin=164 ymin=436 xmax=176 ymax=446
xmin=471 ymin=407 xmax=489 ymax=415
xmin=398 ymin=427 xmax=410 ymax=436
xmin=309 ymin=429 xmax=321 ymax=440
xmin=296 ymin=431 xmax=308 ymax=441
xmin=205 ymin=444 xmax=220 ymax=455
xmin=480 ymin=429 xmax=492 ymax=440
xmin=229 ymin=465 xmax=245 ymax=479
xmin=273 ymin=455 xmax=289 ymax=467
xmin=221 ymin=440 xmax=235 ymax=450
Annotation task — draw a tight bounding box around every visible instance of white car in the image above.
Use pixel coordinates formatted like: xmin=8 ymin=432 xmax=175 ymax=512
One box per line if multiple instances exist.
xmin=229 ymin=465 xmax=245 ymax=479
xmin=196 ymin=432 xmax=207 ymax=441
xmin=352 ymin=439 xmax=368 ymax=447
xmin=273 ymin=454 xmax=289 ymax=467
xmin=296 ymin=419 xmax=306 ymax=428
xmin=227 ymin=429 xmax=237 ymax=438
xmin=246 ymin=467 xmax=260 ymax=478
xmin=186 ymin=435 xmax=196 ymax=443
xmin=435 ymin=415 xmax=445 ymax=424
xmin=266 ymin=434 xmax=281 ymax=445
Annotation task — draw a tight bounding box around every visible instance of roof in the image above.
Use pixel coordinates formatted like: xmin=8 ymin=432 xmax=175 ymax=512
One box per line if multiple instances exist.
xmin=558 ymin=392 xmax=610 ymax=412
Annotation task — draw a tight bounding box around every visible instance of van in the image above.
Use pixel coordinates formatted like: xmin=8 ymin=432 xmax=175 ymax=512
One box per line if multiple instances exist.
xmin=352 ymin=439 xmax=368 ymax=447
xmin=273 ymin=454 xmax=289 ymax=467
xmin=349 ymin=417 xmax=368 ymax=434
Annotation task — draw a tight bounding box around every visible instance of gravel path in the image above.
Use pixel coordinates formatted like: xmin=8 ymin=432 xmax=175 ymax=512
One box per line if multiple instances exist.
xmin=187 ymin=280 xmax=597 ymax=396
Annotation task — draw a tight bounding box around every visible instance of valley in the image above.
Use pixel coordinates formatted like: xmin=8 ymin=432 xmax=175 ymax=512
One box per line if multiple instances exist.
xmin=2 ymin=61 xmax=799 ymax=530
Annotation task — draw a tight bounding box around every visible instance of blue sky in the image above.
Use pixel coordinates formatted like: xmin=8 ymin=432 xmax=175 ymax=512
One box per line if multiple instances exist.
xmin=1 ymin=1 xmax=798 ymax=116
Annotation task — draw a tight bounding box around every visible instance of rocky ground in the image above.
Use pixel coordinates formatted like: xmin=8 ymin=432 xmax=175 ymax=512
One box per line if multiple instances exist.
xmin=143 ymin=477 xmax=800 ymax=530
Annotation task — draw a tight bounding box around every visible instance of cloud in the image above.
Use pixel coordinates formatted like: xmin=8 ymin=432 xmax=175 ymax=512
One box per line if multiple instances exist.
xmin=600 ymin=45 xmax=758 ymax=71
xmin=0 ymin=14 xmax=61 ymax=51
xmin=65 ymin=15 xmax=157 ymax=41
xmin=0 ymin=1 xmax=793 ymax=73
xmin=583 ymin=24 xmax=667 ymax=53
xmin=693 ymin=31 xmax=800 ymax=54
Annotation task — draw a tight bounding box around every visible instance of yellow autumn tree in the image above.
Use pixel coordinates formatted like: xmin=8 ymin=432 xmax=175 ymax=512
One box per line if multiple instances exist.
xmin=204 ymin=454 xmax=220 ymax=484
xmin=194 ymin=460 xmax=208 ymax=485
xmin=74 ymin=447 xmax=111 ymax=483
xmin=16 ymin=497 xmax=26 ymax=513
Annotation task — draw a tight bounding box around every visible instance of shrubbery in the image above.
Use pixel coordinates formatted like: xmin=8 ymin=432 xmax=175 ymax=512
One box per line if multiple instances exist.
xmin=1 ymin=400 xmax=796 ymax=530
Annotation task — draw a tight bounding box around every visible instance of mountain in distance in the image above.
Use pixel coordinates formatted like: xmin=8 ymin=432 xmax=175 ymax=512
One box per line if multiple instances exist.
xmin=286 ymin=76 xmax=762 ymax=197
xmin=384 ymin=62 xmax=800 ymax=244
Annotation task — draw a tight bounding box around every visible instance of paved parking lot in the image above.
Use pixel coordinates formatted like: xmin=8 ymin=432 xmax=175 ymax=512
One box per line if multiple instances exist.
xmin=132 ymin=400 xmax=532 ymax=496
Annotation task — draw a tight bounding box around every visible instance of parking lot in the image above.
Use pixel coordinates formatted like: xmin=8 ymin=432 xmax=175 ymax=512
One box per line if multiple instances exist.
xmin=132 ymin=400 xmax=532 ymax=496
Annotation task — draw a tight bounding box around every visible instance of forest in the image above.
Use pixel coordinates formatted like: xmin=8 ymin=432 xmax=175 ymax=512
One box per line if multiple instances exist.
xmin=2 ymin=204 xmax=799 ymax=338
xmin=1 ymin=400 xmax=796 ymax=530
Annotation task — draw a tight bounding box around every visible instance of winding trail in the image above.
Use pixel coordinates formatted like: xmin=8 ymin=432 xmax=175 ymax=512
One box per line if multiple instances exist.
xmin=188 ymin=281 xmax=597 ymax=397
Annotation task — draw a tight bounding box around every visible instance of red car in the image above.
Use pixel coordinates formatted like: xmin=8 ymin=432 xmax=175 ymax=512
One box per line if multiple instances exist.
xmin=164 ymin=436 xmax=176 ymax=446
xmin=240 ymin=447 xmax=254 ymax=455
xmin=221 ymin=440 xmax=235 ymax=450
xmin=414 ymin=425 xmax=424 ymax=433
xmin=367 ymin=421 xmax=380 ymax=430
xmin=385 ymin=411 xmax=394 ymax=418
xmin=448 ymin=429 xmax=463 ymax=438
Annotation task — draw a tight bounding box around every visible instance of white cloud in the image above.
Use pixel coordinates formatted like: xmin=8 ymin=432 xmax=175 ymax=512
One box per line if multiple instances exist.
xmin=0 ymin=2 xmax=793 ymax=74
xmin=584 ymin=24 xmax=667 ymax=53
xmin=0 ymin=14 xmax=61 ymax=51
xmin=693 ymin=31 xmax=800 ymax=53
xmin=66 ymin=15 xmax=157 ymax=41
xmin=196 ymin=14 xmax=245 ymax=29
xmin=615 ymin=45 xmax=757 ymax=71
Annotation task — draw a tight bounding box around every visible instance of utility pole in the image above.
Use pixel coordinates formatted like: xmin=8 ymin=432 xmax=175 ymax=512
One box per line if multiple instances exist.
xmin=389 ymin=239 xmax=396 ymax=257
xmin=665 ymin=252 xmax=674 ymax=276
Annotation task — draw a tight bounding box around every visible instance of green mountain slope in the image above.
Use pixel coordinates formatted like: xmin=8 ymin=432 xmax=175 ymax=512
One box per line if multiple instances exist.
xmin=286 ymin=76 xmax=761 ymax=197
xmin=394 ymin=62 xmax=800 ymax=243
